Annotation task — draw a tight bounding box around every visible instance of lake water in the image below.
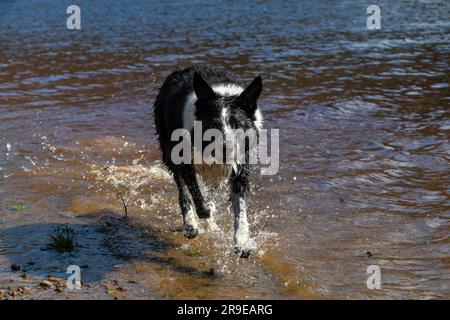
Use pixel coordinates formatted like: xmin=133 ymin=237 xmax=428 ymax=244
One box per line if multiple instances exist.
xmin=0 ymin=0 xmax=449 ymax=299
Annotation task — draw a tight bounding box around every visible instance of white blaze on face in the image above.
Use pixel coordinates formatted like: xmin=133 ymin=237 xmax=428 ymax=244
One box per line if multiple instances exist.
xmin=212 ymin=83 xmax=244 ymax=97
xmin=183 ymin=83 xmax=244 ymax=131
xmin=221 ymin=107 xmax=238 ymax=171
xmin=215 ymin=85 xmax=241 ymax=160
xmin=221 ymin=107 xmax=233 ymax=149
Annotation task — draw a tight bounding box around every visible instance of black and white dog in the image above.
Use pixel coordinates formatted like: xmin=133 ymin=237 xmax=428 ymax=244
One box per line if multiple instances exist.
xmin=153 ymin=66 xmax=263 ymax=257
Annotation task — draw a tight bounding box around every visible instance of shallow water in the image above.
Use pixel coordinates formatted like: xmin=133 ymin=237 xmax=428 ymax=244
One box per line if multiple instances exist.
xmin=0 ymin=0 xmax=449 ymax=299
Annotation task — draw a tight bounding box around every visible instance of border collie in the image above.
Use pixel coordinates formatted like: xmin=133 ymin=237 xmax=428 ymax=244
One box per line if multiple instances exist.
xmin=153 ymin=66 xmax=263 ymax=257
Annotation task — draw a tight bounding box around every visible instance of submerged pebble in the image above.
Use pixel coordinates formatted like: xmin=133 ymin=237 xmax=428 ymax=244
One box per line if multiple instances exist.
xmin=47 ymin=276 xmax=62 ymax=283
xmin=39 ymin=280 xmax=53 ymax=289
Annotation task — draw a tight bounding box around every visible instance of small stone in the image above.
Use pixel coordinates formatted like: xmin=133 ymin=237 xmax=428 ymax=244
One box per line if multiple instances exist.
xmin=20 ymin=274 xmax=27 ymax=279
xmin=54 ymin=281 xmax=66 ymax=292
xmin=47 ymin=276 xmax=62 ymax=283
xmin=39 ymin=280 xmax=53 ymax=289
xmin=17 ymin=286 xmax=29 ymax=294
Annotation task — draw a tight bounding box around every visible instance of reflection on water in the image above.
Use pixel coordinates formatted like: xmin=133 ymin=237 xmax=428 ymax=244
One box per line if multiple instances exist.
xmin=0 ymin=0 xmax=449 ymax=299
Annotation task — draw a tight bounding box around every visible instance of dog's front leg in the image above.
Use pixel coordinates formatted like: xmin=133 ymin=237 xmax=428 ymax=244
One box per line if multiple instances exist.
xmin=174 ymin=172 xmax=199 ymax=239
xmin=230 ymin=166 xmax=256 ymax=258
xmin=177 ymin=165 xmax=211 ymax=219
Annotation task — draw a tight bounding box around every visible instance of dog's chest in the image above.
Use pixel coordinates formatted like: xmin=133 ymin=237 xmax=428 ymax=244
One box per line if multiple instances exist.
xmin=194 ymin=163 xmax=233 ymax=186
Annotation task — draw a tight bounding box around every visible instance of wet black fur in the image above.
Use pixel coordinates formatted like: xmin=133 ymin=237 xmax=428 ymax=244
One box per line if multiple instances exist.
xmin=153 ymin=65 xmax=261 ymax=221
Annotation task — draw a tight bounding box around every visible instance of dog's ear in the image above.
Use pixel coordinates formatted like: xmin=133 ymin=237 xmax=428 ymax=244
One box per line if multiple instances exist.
xmin=193 ymin=72 xmax=215 ymax=101
xmin=238 ymin=75 xmax=262 ymax=113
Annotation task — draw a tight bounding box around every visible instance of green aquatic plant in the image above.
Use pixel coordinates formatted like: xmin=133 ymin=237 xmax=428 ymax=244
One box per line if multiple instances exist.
xmin=183 ymin=247 xmax=203 ymax=257
xmin=50 ymin=225 xmax=77 ymax=252
xmin=9 ymin=204 xmax=29 ymax=212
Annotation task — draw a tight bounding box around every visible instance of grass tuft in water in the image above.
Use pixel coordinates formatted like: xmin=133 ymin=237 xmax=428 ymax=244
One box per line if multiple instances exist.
xmin=50 ymin=225 xmax=77 ymax=252
xmin=9 ymin=204 xmax=29 ymax=212
xmin=183 ymin=247 xmax=203 ymax=257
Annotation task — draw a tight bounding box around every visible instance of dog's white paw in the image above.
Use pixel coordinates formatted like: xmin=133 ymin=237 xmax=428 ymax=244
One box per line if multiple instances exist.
xmin=183 ymin=207 xmax=199 ymax=239
xmin=183 ymin=224 xmax=199 ymax=239
xmin=234 ymin=238 xmax=257 ymax=258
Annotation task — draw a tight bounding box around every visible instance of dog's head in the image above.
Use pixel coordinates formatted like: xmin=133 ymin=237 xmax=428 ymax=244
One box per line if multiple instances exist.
xmin=192 ymin=72 xmax=263 ymax=164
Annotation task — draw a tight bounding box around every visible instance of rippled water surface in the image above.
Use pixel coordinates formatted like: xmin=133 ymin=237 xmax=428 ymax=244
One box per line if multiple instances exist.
xmin=0 ymin=0 xmax=449 ymax=299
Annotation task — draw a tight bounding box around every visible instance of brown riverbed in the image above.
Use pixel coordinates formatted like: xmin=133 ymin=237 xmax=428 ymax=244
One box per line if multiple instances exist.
xmin=0 ymin=0 xmax=449 ymax=299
